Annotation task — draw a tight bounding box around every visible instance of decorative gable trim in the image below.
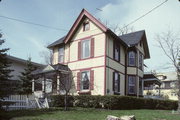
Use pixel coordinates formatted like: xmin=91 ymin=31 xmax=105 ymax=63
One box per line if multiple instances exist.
xmin=64 ymin=9 xmax=107 ymax=44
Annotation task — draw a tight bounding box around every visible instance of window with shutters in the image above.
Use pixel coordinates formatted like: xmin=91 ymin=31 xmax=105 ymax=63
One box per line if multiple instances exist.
xmin=128 ymin=51 xmax=136 ymax=66
xmin=81 ymin=39 xmax=91 ymax=59
xmin=114 ymin=41 xmax=120 ymax=62
xmin=113 ymin=72 xmax=120 ymax=93
xmin=58 ymin=47 xmax=64 ymax=63
xmin=81 ymin=71 xmax=90 ymax=90
xmin=128 ymin=76 xmax=136 ymax=94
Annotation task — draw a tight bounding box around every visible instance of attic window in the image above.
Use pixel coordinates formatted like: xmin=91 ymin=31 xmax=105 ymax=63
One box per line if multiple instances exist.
xmin=83 ymin=22 xmax=90 ymax=31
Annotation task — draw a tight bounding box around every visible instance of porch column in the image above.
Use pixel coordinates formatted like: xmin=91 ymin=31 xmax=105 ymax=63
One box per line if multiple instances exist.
xmin=32 ymin=79 xmax=35 ymax=92
xmin=57 ymin=75 xmax=60 ymax=94
xmin=142 ymin=80 xmax=144 ymax=96
xmin=158 ymin=84 xmax=161 ymax=97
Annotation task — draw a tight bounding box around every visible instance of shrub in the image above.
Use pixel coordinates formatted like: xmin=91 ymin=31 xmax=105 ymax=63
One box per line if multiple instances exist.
xmin=50 ymin=95 xmax=74 ymax=107
xmin=50 ymin=95 xmax=178 ymax=110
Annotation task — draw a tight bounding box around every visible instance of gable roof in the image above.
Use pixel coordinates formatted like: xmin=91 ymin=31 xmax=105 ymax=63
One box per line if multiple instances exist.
xmin=64 ymin=9 xmax=108 ymax=44
xmin=47 ymin=9 xmax=127 ymax=49
xmin=119 ymin=30 xmax=150 ymax=59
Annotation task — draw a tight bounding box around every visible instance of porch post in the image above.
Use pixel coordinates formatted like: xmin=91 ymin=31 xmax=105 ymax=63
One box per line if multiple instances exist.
xmin=57 ymin=74 xmax=60 ymax=94
xmin=142 ymin=80 xmax=144 ymax=96
xmin=158 ymin=84 xmax=161 ymax=97
xmin=32 ymin=79 xmax=35 ymax=92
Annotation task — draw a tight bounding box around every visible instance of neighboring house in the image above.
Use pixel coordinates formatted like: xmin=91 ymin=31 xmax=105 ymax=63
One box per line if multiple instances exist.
xmin=143 ymin=71 xmax=178 ymax=100
xmin=7 ymin=55 xmax=43 ymax=82
xmin=41 ymin=9 xmax=152 ymax=96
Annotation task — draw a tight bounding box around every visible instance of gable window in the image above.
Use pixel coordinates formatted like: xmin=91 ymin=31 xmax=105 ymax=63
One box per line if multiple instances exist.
xmin=128 ymin=76 xmax=136 ymax=94
xmin=81 ymin=71 xmax=90 ymax=90
xmin=139 ymin=53 xmax=143 ymax=70
xmin=114 ymin=41 xmax=120 ymax=62
xmin=83 ymin=22 xmax=90 ymax=31
xmin=58 ymin=47 xmax=64 ymax=63
xmin=113 ymin=72 xmax=120 ymax=94
xmin=128 ymin=51 xmax=136 ymax=66
xmin=81 ymin=39 xmax=90 ymax=59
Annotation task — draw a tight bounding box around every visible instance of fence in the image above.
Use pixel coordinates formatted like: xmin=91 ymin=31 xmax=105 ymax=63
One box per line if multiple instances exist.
xmin=2 ymin=94 xmax=37 ymax=110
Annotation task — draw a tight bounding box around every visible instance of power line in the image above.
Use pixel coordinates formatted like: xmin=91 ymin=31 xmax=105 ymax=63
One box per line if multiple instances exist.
xmin=0 ymin=15 xmax=68 ymax=31
xmin=120 ymin=0 xmax=168 ymax=30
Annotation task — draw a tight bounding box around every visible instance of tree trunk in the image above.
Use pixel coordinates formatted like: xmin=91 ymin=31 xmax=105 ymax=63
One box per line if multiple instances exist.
xmin=64 ymin=93 xmax=67 ymax=111
xmin=177 ymin=70 xmax=180 ymax=112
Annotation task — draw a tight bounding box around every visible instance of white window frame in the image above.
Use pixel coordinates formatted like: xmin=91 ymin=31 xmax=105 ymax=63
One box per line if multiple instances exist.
xmin=81 ymin=39 xmax=91 ymax=59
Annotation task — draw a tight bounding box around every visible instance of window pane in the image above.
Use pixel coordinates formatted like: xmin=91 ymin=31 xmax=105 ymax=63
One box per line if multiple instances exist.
xmin=114 ymin=43 xmax=120 ymax=61
xmin=82 ymin=40 xmax=90 ymax=59
xmin=128 ymin=51 xmax=135 ymax=66
xmin=128 ymin=76 xmax=136 ymax=94
xmin=84 ymin=23 xmax=90 ymax=31
xmin=81 ymin=71 xmax=90 ymax=90
xmin=58 ymin=47 xmax=64 ymax=63
xmin=114 ymin=72 xmax=120 ymax=92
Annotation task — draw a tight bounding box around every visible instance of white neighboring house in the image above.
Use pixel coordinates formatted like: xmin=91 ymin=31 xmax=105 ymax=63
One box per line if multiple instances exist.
xmin=143 ymin=71 xmax=178 ymax=100
xmin=7 ymin=55 xmax=43 ymax=81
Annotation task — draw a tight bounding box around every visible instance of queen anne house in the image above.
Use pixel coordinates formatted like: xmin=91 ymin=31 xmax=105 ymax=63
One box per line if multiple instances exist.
xmin=34 ymin=9 xmax=152 ymax=97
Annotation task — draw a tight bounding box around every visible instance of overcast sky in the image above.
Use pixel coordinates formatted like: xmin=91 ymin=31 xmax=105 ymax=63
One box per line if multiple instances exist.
xmin=0 ymin=0 xmax=179 ymax=72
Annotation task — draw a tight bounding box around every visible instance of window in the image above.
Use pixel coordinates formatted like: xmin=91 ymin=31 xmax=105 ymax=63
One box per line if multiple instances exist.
xmin=128 ymin=76 xmax=136 ymax=94
xmin=128 ymin=51 xmax=136 ymax=66
xmin=139 ymin=53 xmax=143 ymax=70
xmin=139 ymin=77 xmax=142 ymax=95
xmin=114 ymin=42 xmax=120 ymax=61
xmin=113 ymin=72 xmax=120 ymax=93
xmin=58 ymin=47 xmax=64 ymax=63
xmin=83 ymin=22 xmax=90 ymax=31
xmin=81 ymin=71 xmax=90 ymax=90
xmin=81 ymin=39 xmax=90 ymax=59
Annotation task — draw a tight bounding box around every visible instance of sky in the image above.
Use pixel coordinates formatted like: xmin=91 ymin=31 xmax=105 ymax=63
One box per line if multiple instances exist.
xmin=0 ymin=0 xmax=179 ymax=72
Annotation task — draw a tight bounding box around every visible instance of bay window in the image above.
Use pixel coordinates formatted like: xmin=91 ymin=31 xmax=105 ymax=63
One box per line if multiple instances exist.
xmin=128 ymin=76 xmax=136 ymax=94
xmin=128 ymin=51 xmax=136 ymax=66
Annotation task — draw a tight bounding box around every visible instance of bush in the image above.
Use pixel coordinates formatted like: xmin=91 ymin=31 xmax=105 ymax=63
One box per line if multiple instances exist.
xmin=50 ymin=95 xmax=74 ymax=107
xmin=50 ymin=95 xmax=178 ymax=110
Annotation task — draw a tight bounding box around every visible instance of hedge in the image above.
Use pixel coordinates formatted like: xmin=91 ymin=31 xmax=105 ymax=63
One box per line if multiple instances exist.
xmin=50 ymin=95 xmax=178 ymax=110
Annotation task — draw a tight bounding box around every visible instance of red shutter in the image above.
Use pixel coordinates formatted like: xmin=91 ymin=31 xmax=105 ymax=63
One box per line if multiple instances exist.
xmin=77 ymin=72 xmax=81 ymax=91
xmin=90 ymin=70 xmax=94 ymax=90
xmin=78 ymin=41 xmax=81 ymax=60
xmin=91 ymin=38 xmax=94 ymax=58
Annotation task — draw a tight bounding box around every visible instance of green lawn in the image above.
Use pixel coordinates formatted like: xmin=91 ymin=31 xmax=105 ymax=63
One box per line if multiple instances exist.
xmin=1 ymin=108 xmax=180 ymax=120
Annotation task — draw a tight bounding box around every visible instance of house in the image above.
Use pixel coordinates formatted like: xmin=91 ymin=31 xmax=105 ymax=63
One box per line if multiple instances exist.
xmin=37 ymin=9 xmax=153 ymax=97
xmin=7 ymin=55 xmax=43 ymax=82
xmin=144 ymin=71 xmax=178 ymax=100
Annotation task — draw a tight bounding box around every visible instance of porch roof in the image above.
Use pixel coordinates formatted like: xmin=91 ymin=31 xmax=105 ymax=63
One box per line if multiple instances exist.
xmin=32 ymin=63 xmax=70 ymax=75
xmin=143 ymin=72 xmax=161 ymax=87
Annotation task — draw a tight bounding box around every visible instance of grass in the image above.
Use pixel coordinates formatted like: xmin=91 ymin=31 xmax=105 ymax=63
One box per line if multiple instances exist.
xmin=1 ymin=108 xmax=180 ymax=120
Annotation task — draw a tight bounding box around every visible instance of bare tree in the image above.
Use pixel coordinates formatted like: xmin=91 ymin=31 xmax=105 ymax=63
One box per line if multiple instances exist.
xmin=156 ymin=30 xmax=180 ymax=111
xmin=39 ymin=49 xmax=53 ymax=65
xmin=59 ymin=70 xmax=74 ymax=110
